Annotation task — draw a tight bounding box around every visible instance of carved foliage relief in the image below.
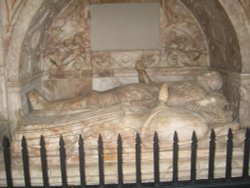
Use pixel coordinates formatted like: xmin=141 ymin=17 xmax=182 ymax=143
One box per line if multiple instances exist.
xmin=42 ymin=0 xmax=91 ymax=72
xmin=39 ymin=0 xmax=208 ymax=74
xmin=92 ymin=51 xmax=160 ymax=69
xmin=161 ymin=0 xmax=207 ymax=67
xmin=19 ymin=0 xmax=68 ymax=80
xmin=18 ymin=0 xmax=208 ymax=99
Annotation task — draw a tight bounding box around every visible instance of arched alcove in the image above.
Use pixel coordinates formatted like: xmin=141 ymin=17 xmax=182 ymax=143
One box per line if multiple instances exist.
xmin=4 ymin=0 xmax=250 ymax=131
xmin=180 ymin=0 xmax=242 ymax=122
xmin=19 ymin=0 xmax=209 ymax=111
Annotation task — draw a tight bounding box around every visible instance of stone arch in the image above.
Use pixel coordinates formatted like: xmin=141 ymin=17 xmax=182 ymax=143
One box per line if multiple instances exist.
xmin=4 ymin=0 xmax=250 ymax=131
xmin=220 ymin=0 xmax=250 ymax=73
xmin=180 ymin=0 xmax=242 ymax=123
xmin=4 ymin=0 xmax=68 ymax=131
xmin=19 ymin=0 xmax=210 ymax=104
xmin=219 ymin=0 xmax=250 ymax=127
xmin=4 ymin=0 xmax=43 ymax=132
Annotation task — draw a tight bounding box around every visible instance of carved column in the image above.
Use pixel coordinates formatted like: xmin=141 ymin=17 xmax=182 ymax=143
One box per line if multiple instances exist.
xmin=240 ymin=74 xmax=250 ymax=128
xmin=6 ymin=82 xmax=22 ymax=133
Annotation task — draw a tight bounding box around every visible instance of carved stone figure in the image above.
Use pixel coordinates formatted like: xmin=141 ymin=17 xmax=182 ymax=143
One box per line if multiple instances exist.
xmin=27 ymin=83 xmax=159 ymax=112
xmin=9 ymin=63 xmax=244 ymax=187
xmin=26 ymin=62 xmax=234 ymax=128
xmin=28 ymin=69 xmax=225 ymax=112
xmin=13 ymin=65 xmax=239 ymax=155
xmin=12 ymin=79 xmax=239 ymax=161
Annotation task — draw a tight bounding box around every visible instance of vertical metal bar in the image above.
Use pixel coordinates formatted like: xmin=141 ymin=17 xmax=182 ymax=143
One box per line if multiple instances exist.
xmin=22 ymin=136 xmax=31 ymax=188
xmin=190 ymin=131 xmax=197 ymax=184
xmin=3 ymin=136 xmax=13 ymax=187
xmin=243 ymin=128 xmax=250 ymax=179
xmin=117 ymin=134 xmax=123 ymax=188
xmin=208 ymin=129 xmax=216 ymax=182
xmin=173 ymin=132 xmax=178 ymax=184
xmin=79 ymin=135 xmax=86 ymax=188
xmin=59 ymin=135 xmax=67 ymax=188
xmin=98 ymin=134 xmax=105 ymax=188
xmin=153 ymin=132 xmax=160 ymax=186
xmin=136 ymin=133 xmax=142 ymax=187
xmin=40 ymin=135 xmax=49 ymax=187
xmin=225 ymin=128 xmax=233 ymax=181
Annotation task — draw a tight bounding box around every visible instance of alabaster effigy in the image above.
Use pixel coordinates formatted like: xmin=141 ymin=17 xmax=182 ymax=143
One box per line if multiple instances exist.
xmin=1 ymin=67 xmax=247 ymax=186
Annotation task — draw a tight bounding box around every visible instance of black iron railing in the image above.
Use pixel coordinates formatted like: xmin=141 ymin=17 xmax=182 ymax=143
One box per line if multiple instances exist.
xmin=2 ymin=128 xmax=250 ymax=188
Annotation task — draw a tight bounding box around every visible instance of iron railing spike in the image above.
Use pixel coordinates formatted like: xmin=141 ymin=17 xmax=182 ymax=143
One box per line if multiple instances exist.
xmin=154 ymin=131 xmax=159 ymax=143
xmin=210 ymin=129 xmax=216 ymax=139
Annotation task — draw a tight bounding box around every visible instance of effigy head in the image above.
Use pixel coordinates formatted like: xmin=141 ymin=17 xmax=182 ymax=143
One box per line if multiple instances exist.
xmin=197 ymin=71 xmax=223 ymax=92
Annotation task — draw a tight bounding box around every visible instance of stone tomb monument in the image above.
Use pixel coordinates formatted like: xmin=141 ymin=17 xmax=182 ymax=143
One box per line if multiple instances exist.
xmin=1 ymin=65 xmax=247 ymax=186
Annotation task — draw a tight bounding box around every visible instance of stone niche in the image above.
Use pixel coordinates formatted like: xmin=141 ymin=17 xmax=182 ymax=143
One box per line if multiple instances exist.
xmin=19 ymin=0 xmax=209 ymax=113
xmin=16 ymin=0 xmax=247 ymax=127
